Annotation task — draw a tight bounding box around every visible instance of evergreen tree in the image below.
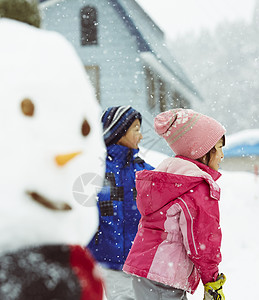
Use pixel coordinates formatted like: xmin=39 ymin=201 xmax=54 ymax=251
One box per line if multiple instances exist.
xmin=0 ymin=0 xmax=40 ymax=28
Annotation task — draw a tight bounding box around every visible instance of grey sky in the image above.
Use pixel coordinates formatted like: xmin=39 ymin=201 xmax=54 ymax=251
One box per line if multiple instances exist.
xmin=136 ymin=0 xmax=256 ymax=39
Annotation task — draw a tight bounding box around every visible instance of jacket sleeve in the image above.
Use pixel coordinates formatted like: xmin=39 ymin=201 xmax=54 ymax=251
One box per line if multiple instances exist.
xmin=177 ymin=182 xmax=222 ymax=284
xmin=143 ymin=161 xmax=154 ymax=171
xmin=133 ymin=156 xmax=154 ymax=171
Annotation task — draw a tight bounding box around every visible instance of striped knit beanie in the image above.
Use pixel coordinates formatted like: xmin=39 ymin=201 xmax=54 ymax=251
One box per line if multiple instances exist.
xmin=154 ymin=108 xmax=226 ymax=159
xmin=101 ymin=106 xmax=142 ymax=146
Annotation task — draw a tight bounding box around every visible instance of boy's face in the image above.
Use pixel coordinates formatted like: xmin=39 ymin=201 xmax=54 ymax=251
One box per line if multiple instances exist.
xmin=117 ymin=119 xmax=143 ymax=149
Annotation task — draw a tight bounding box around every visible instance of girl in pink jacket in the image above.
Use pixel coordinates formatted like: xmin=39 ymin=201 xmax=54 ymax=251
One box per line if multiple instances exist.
xmin=123 ymin=109 xmax=227 ymax=300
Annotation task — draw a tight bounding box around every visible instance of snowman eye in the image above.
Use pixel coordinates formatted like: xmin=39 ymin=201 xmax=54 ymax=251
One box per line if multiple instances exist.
xmin=81 ymin=119 xmax=91 ymax=137
xmin=21 ymin=98 xmax=34 ymax=117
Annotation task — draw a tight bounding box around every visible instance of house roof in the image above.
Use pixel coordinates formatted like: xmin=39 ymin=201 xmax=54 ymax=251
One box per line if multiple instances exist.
xmin=224 ymin=129 xmax=259 ymax=157
xmin=114 ymin=0 xmax=202 ymax=100
xmin=39 ymin=0 xmax=202 ymax=100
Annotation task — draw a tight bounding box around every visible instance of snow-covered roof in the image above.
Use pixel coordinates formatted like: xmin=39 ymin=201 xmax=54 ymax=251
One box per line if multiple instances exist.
xmin=111 ymin=0 xmax=202 ymax=99
xmin=224 ymin=129 xmax=259 ymax=157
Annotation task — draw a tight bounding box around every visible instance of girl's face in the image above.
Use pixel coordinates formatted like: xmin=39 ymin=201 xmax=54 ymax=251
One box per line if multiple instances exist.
xmin=208 ymin=138 xmax=224 ymax=171
xmin=117 ymin=119 xmax=143 ymax=149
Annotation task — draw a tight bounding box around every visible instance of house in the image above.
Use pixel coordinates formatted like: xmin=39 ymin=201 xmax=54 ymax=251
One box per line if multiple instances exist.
xmin=39 ymin=0 xmax=202 ymax=154
xmin=221 ymin=129 xmax=259 ymax=173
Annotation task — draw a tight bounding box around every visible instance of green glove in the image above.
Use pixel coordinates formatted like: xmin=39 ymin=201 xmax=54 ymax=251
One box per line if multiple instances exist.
xmin=203 ymin=273 xmax=226 ymax=300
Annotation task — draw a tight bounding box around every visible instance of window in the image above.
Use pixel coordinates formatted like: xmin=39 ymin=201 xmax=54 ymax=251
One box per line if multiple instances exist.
xmin=171 ymin=91 xmax=190 ymax=109
xmin=159 ymin=79 xmax=166 ymax=112
xmin=80 ymin=6 xmax=98 ymax=46
xmin=145 ymin=68 xmax=156 ymax=109
xmin=85 ymin=66 xmax=100 ymax=102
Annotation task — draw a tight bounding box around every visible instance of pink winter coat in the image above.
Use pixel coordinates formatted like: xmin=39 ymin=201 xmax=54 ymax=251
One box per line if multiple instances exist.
xmin=123 ymin=156 xmax=222 ymax=294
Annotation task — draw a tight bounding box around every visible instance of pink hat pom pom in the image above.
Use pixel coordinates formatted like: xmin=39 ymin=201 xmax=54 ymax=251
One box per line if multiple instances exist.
xmin=154 ymin=110 xmax=177 ymax=135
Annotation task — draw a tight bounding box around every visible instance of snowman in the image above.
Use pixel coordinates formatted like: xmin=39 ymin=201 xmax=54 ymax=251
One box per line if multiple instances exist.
xmin=0 ymin=2 xmax=105 ymax=299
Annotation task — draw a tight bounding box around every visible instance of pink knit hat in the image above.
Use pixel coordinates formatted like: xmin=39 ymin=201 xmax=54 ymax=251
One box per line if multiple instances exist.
xmin=154 ymin=108 xmax=226 ymax=159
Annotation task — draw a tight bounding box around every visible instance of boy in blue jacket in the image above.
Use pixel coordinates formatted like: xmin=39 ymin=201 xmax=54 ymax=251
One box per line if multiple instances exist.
xmin=88 ymin=106 xmax=154 ymax=300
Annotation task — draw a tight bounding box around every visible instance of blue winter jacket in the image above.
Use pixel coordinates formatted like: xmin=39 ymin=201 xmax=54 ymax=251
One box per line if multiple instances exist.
xmin=88 ymin=144 xmax=154 ymax=270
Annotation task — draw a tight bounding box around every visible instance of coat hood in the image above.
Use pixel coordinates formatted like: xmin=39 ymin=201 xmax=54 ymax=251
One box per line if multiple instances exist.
xmin=136 ymin=156 xmax=221 ymax=216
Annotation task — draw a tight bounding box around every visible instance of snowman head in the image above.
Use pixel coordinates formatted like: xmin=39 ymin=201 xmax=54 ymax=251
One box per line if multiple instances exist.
xmin=0 ymin=18 xmax=105 ymax=254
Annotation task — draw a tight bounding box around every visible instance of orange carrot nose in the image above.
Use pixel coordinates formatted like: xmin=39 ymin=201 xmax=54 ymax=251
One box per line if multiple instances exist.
xmin=55 ymin=152 xmax=82 ymax=166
